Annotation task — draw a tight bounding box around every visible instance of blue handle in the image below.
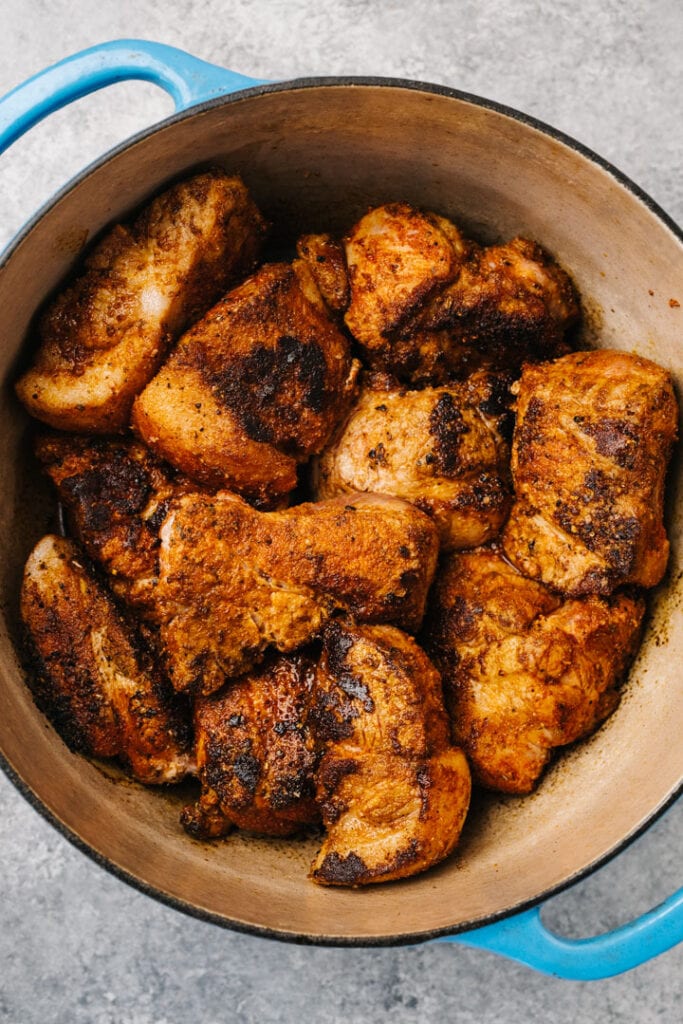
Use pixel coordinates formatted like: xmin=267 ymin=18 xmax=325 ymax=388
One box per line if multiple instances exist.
xmin=0 ymin=39 xmax=268 ymax=155
xmin=438 ymin=884 xmax=683 ymax=980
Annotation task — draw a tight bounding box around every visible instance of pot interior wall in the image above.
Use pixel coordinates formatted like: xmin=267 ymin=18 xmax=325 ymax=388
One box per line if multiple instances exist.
xmin=0 ymin=83 xmax=681 ymax=942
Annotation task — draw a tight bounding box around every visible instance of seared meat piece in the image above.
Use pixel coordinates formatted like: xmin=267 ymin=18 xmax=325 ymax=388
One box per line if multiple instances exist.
xmin=502 ymin=350 xmax=678 ymax=595
xmin=154 ymin=491 xmax=439 ymax=694
xmin=16 ymin=171 xmax=266 ymax=433
xmin=35 ymin=433 xmax=196 ymax=613
xmin=181 ymin=652 xmax=320 ymax=838
xmin=408 ymin=237 xmax=579 ymax=380
xmin=343 ymin=202 xmax=578 ymax=383
xmin=296 ymin=233 xmax=350 ymax=312
xmin=20 ymin=535 xmax=191 ymax=784
xmin=423 ymin=547 xmax=646 ymax=794
xmin=343 ymin=202 xmax=466 ymax=379
xmin=133 ymin=260 xmax=359 ymax=506
xmin=315 ymin=369 xmax=513 ymax=550
xmin=309 ymin=621 xmax=471 ymax=886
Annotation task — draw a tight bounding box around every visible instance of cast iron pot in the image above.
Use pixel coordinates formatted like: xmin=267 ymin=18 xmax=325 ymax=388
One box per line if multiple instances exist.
xmin=0 ymin=40 xmax=682 ymax=980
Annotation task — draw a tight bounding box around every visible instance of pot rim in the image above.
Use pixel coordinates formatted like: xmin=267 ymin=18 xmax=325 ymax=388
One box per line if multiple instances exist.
xmin=1 ymin=742 xmax=681 ymax=947
xmin=1 ymin=73 xmax=681 ymax=946
xmin=2 ymin=74 xmax=681 ymax=271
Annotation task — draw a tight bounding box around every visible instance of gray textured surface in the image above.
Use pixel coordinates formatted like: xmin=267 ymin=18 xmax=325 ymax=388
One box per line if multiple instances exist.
xmin=0 ymin=1 xmax=682 ymax=1020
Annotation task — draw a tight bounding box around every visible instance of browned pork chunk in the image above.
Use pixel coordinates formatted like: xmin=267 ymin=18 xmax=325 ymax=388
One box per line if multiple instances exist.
xmin=408 ymin=236 xmax=579 ymax=380
xmin=423 ymin=547 xmax=646 ymax=794
xmin=20 ymin=535 xmax=191 ymax=784
xmin=343 ymin=202 xmax=467 ymax=382
xmin=343 ymin=203 xmax=578 ymax=383
xmin=153 ymin=491 xmax=439 ymax=695
xmin=315 ymin=369 xmax=513 ymax=550
xmin=296 ymin=233 xmax=350 ymax=312
xmin=35 ymin=433 xmax=198 ymax=614
xmin=181 ymin=652 xmax=320 ymax=839
xmin=16 ymin=171 xmax=266 ymax=432
xmin=132 ymin=260 xmax=359 ymax=507
xmin=309 ymin=620 xmax=471 ymax=885
xmin=502 ymin=349 xmax=678 ymax=595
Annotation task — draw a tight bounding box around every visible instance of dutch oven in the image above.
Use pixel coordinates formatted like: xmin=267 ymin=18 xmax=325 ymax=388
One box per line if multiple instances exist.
xmin=0 ymin=40 xmax=681 ymax=979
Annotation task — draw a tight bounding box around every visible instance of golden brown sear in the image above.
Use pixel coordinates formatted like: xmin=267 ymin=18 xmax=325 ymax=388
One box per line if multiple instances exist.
xmin=181 ymin=652 xmax=320 ymax=839
xmin=296 ymin=233 xmax=350 ymax=312
xmin=423 ymin=547 xmax=646 ymax=794
xmin=154 ymin=491 xmax=440 ymax=695
xmin=15 ymin=177 xmax=676 ymax=891
xmin=35 ymin=433 xmax=197 ymax=614
xmin=315 ymin=369 xmax=513 ymax=550
xmin=309 ymin=620 xmax=471 ymax=886
xmin=20 ymin=535 xmax=191 ymax=784
xmin=343 ymin=204 xmax=578 ymax=383
xmin=16 ymin=171 xmax=266 ymax=433
xmin=502 ymin=350 xmax=678 ymax=595
xmin=343 ymin=202 xmax=467 ymax=380
xmin=408 ymin=236 xmax=579 ymax=380
xmin=132 ymin=260 xmax=359 ymax=506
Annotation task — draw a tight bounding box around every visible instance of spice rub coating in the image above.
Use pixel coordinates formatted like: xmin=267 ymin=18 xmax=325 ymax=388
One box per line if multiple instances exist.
xmin=343 ymin=202 xmax=467 ymax=382
xmin=309 ymin=620 xmax=471 ymax=886
xmin=423 ymin=547 xmax=646 ymax=793
xmin=296 ymin=233 xmax=350 ymax=312
xmin=20 ymin=535 xmax=191 ymax=784
xmin=35 ymin=433 xmax=198 ymax=614
xmin=502 ymin=349 xmax=678 ymax=595
xmin=182 ymin=651 xmax=320 ymax=839
xmin=132 ymin=260 xmax=359 ymax=507
xmin=407 ymin=236 xmax=579 ymax=381
xmin=343 ymin=203 xmax=578 ymax=384
xmin=16 ymin=171 xmax=266 ymax=433
xmin=315 ymin=369 xmax=513 ymax=550
xmin=154 ymin=491 xmax=440 ymax=695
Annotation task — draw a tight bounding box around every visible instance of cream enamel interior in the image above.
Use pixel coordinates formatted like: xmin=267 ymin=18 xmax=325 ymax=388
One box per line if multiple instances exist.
xmin=0 ymin=83 xmax=681 ymax=943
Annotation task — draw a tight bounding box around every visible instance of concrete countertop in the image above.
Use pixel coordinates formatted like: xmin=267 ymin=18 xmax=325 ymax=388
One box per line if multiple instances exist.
xmin=0 ymin=2 xmax=681 ymax=1021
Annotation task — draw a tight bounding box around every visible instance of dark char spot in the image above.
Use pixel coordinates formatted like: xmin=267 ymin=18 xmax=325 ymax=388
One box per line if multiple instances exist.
xmin=207 ymin=334 xmax=329 ymax=445
xmin=232 ymin=753 xmax=261 ymax=794
xmin=315 ymin=851 xmax=368 ymax=884
xmin=61 ymin=457 xmax=151 ymax=534
xmin=428 ymin=392 xmax=469 ymax=476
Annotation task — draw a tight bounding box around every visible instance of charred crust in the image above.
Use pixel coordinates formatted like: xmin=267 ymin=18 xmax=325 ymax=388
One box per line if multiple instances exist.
xmin=474 ymin=371 xmax=515 ymax=419
xmin=322 ymin=621 xmax=354 ymax=677
xmin=179 ymin=804 xmax=204 ymax=837
xmin=317 ymin=621 xmax=375 ymax=715
xmin=314 ymin=839 xmax=423 ymax=885
xmin=270 ymin=765 xmax=317 ymax=809
xmin=20 ymin=628 xmax=99 ymax=755
xmin=144 ymin=496 xmax=174 ymax=536
xmin=60 ymin=456 xmax=152 ymax=533
xmin=200 ymin=333 xmax=330 ymax=447
xmin=515 ymin=395 xmax=547 ymax=454
xmin=192 ymin=651 xmax=320 ymax=832
xmin=313 ymin=850 xmax=368 ymax=885
xmin=580 ymin=418 xmax=640 ymax=469
xmin=308 ymin=688 xmax=358 ymax=742
xmin=437 ymin=594 xmax=478 ymax=646
xmin=336 ymin=672 xmax=375 ymax=712
xmin=445 ymin=472 xmax=511 ymax=514
xmin=317 ymin=755 xmax=359 ymax=796
xmin=179 ymin=798 xmax=234 ymax=840
xmin=186 ymin=651 xmax=215 ymax=694
xmin=554 ymin=492 xmax=641 ymax=574
xmin=428 ymin=392 xmax=469 ymax=476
